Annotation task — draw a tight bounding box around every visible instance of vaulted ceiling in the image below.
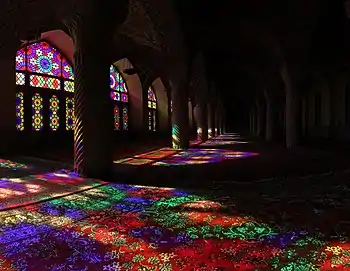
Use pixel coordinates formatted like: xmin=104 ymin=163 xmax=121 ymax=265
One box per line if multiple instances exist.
xmin=175 ymin=0 xmax=350 ymax=113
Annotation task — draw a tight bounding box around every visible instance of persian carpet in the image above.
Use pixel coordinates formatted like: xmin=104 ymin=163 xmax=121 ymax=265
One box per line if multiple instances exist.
xmin=0 ymin=178 xmax=350 ymax=270
xmin=0 ymin=169 xmax=106 ymax=211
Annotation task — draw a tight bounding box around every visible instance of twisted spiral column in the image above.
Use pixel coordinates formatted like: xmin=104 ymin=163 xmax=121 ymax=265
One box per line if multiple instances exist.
xmin=67 ymin=13 xmax=114 ymax=178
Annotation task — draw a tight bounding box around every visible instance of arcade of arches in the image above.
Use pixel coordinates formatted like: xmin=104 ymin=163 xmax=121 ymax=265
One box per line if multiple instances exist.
xmin=4 ymin=1 xmax=350 ymax=270
xmin=0 ymin=29 xmax=223 ymax=175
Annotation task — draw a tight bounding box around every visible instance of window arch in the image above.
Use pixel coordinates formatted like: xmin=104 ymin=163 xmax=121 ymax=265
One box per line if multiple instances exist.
xmin=110 ymin=65 xmax=129 ymax=130
xmin=15 ymin=41 xmax=74 ymax=132
xmin=15 ymin=40 xmax=129 ymax=132
xmin=147 ymin=87 xmax=157 ymax=131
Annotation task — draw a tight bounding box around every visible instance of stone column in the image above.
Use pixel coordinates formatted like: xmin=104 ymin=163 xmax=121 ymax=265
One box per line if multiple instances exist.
xmin=208 ymin=103 xmax=215 ymax=138
xmin=194 ymin=103 xmax=208 ymax=141
xmin=264 ymin=91 xmax=274 ymax=141
xmin=0 ymin=51 xmax=17 ymax=153
xmin=169 ymin=66 xmax=190 ymax=150
xmin=215 ymin=109 xmax=220 ymax=136
xmin=249 ymin=110 xmax=254 ymax=134
xmin=281 ymin=63 xmax=299 ymax=148
xmin=256 ymin=100 xmax=265 ymax=137
xmin=67 ymin=5 xmax=125 ymax=178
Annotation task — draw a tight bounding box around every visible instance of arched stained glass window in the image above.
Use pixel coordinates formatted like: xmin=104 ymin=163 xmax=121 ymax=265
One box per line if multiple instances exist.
xmin=147 ymin=87 xmax=157 ymax=131
xmin=110 ymin=65 xmax=129 ymax=130
xmin=15 ymin=41 xmax=130 ymax=133
xmin=15 ymin=40 xmax=75 ymax=131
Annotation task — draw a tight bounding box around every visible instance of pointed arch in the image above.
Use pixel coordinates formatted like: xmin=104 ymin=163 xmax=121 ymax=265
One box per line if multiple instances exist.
xmin=15 ymin=40 xmax=75 ymax=132
xmin=110 ymin=64 xmax=129 ymax=130
xmin=15 ymin=40 xmax=130 ymax=133
xmin=114 ymin=58 xmax=143 ymax=132
xmin=151 ymin=77 xmax=170 ymax=132
xmin=147 ymin=86 xmax=157 ymax=131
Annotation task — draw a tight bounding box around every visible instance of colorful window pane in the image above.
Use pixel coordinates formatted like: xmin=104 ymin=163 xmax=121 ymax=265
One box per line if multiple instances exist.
xmin=122 ymin=108 xmax=128 ymax=130
xmin=148 ymin=87 xmax=157 ymax=108
xmin=16 ymin=92 xmax=24 ymax=131
xmin=114 ymin=106 xmax=120 ymax=130
xmin=26 ymin=41 xmax=61 ymax=76
xmin=62 ymin=57 xmax=74 ymax=80
xmin=15 ymin=48 xmax=26 ymax=71
xmin=49 ymin=95 xmax=59 ymax=131
xmin=64 ymin=81 xmax=74 ymax=92
xmin=148 ymin=87 xmax=157 ymax=131
xmin=121 ymin=93 xmax=128 ymax=103
xmin=66 ymin=97 xmax=74 ymax=130
xmin=117 ymin=73 xmax=127 ymax=93
xmin=110 ymin=92 xmax=120 ymax=101
xmin=16 ymin=72 xmax=25 ymax=85
xmin=148 ymin=111 xmax=152 ymax=131
xmin=110 ymin=65 xmax=119 ymax=91
xmin=152 ymin=111 xmax=156 ymax=131
xmin=29 ymin=75 xmax=60 ymax=90
xmin=32 ymin=93 xmax=43 ymax=131
xmin=110 ymin=65 xmax=129 ymax=132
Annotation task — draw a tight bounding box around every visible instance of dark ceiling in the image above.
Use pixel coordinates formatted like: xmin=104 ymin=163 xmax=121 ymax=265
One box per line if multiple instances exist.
xmin=174 ymin=0 xmax=350 ymax=126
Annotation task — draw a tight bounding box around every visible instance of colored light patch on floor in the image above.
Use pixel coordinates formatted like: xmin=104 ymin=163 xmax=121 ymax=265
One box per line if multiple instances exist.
xmin=119 ymin=158 xmax=155 ymax=165
xmin=201 ymin=140 xmax=249 ymax=146
xmin=0 ymin=170 xmax=106 ymax=211
xmin=214 ymin=136 xmax=242 ymax=141
xmin=0 ymin=181 xmax=346 ymax=270
xmin=190 ymin=140 xmax=202 ymax=146
xmin=153 ymin=149 xmax=258 ymax=166
xmin=134 ymin=148 xmax=178 ymax=159
xmin=0 ymin=159 xmax=28 ymax=170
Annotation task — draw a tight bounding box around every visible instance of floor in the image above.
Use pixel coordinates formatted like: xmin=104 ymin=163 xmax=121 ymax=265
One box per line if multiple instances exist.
xmin=1 ymin=134 xmax=350 ymax=270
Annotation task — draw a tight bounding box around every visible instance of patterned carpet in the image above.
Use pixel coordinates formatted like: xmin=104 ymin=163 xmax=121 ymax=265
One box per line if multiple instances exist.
xmin=0 ymin=175 xmax=350 ymax=270
xmin=0 ymin=169 xmax=106 ymax=210
xmin=1 ymin=134 xmax=350 ymax=270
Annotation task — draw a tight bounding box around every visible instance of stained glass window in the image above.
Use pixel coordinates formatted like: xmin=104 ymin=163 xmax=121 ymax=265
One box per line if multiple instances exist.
xmin=152 ymin=111 xmax=156 ymax=132
xmin=148 ymin=111 xmax=152 ymax=131
xmin=49 ymin=95 xmax=59 ymax=131
xmin=122 ymin=108 xmax=128 ymax=130
xmin=66 ymin=97 xmax=74 ymax=130
xmin=114 ymin=106 xmax=120 ymax=130
xmin=148 ymin=87 xmax=157 ymax=109
xmin=147 ymin=87 xmax=157 ymax=131
xmin=15 ymin=40 xmax=75 ymax=132
xmin=15 ymin=41 xmax=129 ymax=133
xmin=16 ymin=92 xmax=24 ymax=131
xmin=32 ymin=93 xmax=43 ymax=131
xmin=110 ymin=65 xmax=129 ymax=131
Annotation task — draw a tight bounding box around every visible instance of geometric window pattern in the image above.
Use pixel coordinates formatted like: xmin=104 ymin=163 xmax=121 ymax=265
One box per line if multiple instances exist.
xmin=110 ymin=65 xmax=128 ymax=130
xmin=147 ymin=87 xmax=157 ymax=131
xmin=15 ymin=40 xmax=129 ymax=132
xmin=15 ymin=41 xmax=75 ymax=131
